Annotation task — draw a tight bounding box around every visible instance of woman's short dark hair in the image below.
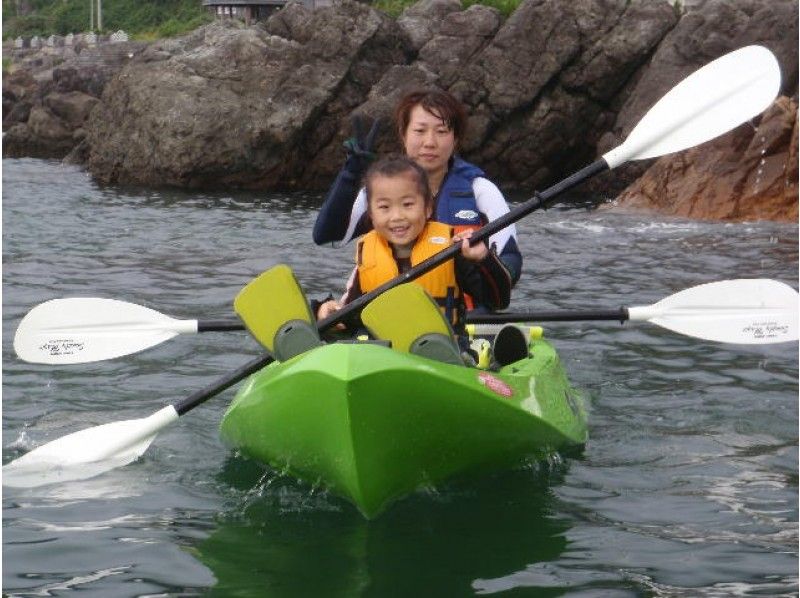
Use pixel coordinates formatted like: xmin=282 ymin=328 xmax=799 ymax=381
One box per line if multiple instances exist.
xmin=364 ymin=154 xmax=433 ymax=210
xmin=394 ymin=88 xmax=468 ymax=142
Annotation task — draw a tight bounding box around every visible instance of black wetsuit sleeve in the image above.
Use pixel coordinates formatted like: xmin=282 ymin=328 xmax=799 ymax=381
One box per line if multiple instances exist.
xmin=313 ymin=158 xmax=366 ymax=245
xmin=455 ymin=249 xmax=512 ymax=311
xmin=497 ymin=236 xmax=522 ymax=285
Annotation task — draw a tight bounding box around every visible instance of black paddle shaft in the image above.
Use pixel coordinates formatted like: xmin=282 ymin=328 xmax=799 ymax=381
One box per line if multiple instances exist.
xmin=466 ymin=308 xmax=629 ymax=324
xmin=175 ymin=158 xmax=610 ymax=416
xmin=317 ymin=159 xmax=610 ymax=332
xmin=197 ymin=320 xmax=246 ymax=332
xmin=194 ymin=159 xmax=612 ymax=336
xmin=175 ymin=353 xmax=272 ymax=415
xmin=197 ymin=306 xmax=631 ymax=332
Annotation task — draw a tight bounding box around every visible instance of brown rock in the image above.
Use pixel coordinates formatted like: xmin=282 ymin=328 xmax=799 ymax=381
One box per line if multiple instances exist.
xmin=26 ymin=104 xmax=72 ymax=141
xmin=787 ymin=112 xmax=798 ymax=206
xmin=2 ymin=68 xmax=37 ymax=103
xmin=460 ymin=0 xmax=677 ymax=186
xmin=4 ymin=100 xmax=32 ymax=129
xmin=2 ymin=115 xmax=75 ymax=158
xmin=417 ymin=4 xmax=502 ymax=89
xmin=84 ymin=6 xmax=411 ymax=188
xmin=44 ymin=91 xmax=100 ymax=128
xmin=53 ymin=65 xmax=113 ymax=98
xmin=3 ymin=0 xmax=797 ymax=208
xmin=596 ymin=0 xmax=799 ymax=195
xmin=608 ymin=0 xmax=798 ymax=147
xmin=397 ymin=0 xmax=463 ymax=52
xmin=3 ymin=44 xmax=142 ymax=157
xmin=3 ymin=69 xmax=38 ymax=130
xmin=612 ymin=96 xmax=798 ymax=222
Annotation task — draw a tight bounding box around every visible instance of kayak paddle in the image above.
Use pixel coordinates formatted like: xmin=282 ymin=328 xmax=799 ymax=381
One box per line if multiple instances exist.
xmin=14 ymin=275 xmax=798 ymax=367
xmin=3 ymin=45 xmax=783 ymax=487
xmin=12 ymin=45 xmax=783 ymax=367
xmin=466 ymin=279 xmax=799 ymax=345
xmin=13 ymin=297 xmax=242 ymax=365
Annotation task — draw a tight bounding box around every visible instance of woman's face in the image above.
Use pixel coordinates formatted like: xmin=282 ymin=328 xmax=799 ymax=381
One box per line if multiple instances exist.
xmin=402 ymin=104 xmax=456 ymax=178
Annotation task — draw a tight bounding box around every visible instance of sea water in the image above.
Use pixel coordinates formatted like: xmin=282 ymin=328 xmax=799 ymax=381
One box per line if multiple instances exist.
xmin=3 ymin=158 xmax=797 ymax=596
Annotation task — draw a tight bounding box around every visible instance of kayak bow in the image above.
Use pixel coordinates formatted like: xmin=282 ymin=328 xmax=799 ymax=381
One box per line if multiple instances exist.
xmin=220 ymin=337 xmax=586 ymax=518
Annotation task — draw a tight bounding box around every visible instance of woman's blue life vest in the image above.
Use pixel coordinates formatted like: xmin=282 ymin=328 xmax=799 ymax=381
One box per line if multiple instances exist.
xmin=434 ymin=157 xmax=485 ymax=234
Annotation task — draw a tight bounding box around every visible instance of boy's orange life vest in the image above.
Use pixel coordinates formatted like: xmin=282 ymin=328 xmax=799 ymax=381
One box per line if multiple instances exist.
xmin=356 ymin=221 xmax=460 ymax=323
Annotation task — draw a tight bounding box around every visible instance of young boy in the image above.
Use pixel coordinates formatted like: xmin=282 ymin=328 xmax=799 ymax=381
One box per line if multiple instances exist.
xmin=316 ymin=155 xmax=512 ymax=331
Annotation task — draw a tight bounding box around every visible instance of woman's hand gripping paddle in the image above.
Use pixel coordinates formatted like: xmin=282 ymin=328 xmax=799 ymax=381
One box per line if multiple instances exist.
xmin=3 ymin=46 xmax=784 ymax=488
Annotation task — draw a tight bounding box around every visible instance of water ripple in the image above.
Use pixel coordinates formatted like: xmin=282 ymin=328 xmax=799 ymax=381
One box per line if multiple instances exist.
xmin=3 ymin=158 xmax=797 ymax=596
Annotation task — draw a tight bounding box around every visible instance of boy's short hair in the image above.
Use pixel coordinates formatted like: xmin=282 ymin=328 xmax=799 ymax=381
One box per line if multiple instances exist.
xmin=394 ymin=88 xmax=468 ymax=142
xmin=364 ymin=154 xmax=433 ymax=210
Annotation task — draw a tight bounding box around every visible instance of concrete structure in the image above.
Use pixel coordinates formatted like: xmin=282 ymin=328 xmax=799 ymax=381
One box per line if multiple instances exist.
xmin=202 ymin=0 xmax=283 ymax=22
xmin=203 ymin=0 xmax=332 ymax=22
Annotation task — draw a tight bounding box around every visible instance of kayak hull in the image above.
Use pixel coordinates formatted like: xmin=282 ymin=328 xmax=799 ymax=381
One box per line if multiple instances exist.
xmin=220 ymin=339 xmax=586 ymax=518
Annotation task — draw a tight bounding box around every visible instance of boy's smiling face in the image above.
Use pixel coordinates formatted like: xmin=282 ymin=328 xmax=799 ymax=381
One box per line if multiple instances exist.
xmin=367 ymin=172 xmax=432 ymax=258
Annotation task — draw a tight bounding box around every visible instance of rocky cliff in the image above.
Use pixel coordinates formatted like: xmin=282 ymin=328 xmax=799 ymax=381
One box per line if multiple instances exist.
xmin=612 ymin=96 xmax=798 ymax=222
xmin=3 ymin=0 xmax=797 ymax=222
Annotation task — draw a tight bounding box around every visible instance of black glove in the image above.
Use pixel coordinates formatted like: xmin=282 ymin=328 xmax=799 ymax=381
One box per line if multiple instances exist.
xmin=342 ymin=113 xmax=383 ymax=174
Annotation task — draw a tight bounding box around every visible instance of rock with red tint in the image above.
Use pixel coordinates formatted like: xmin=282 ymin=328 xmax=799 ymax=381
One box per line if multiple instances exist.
xmin=611 ymin=96 xmax=798 ymax=222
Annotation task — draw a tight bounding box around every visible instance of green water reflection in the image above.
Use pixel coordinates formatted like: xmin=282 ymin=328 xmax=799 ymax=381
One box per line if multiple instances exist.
xmin=195 ymin=457 xmax=573 ymax=597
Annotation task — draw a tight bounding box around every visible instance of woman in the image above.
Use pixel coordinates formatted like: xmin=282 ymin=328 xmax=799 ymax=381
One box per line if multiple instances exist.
xmin=313 ymin=89 xmax=522 ymax=311
xmin=316 ymin=154 xmax=511 ymax=327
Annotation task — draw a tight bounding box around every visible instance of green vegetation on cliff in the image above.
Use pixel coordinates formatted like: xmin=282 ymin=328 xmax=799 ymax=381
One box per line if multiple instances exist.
xmin=374 ymin=0 xmax=521 ymax=17
xmin=3 ymin=0 xmax=523 ymax=41
xmin=2 ymin=0 xmax=212 ymax=40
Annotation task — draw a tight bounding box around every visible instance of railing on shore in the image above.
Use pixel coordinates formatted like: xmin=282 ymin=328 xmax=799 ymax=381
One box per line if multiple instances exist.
xmin=12 ymin=30 xmax=130 ymax=51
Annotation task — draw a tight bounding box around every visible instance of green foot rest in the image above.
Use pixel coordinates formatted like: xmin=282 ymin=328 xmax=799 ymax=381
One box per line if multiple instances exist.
xmin=234 ymin=264 xmax=322 ymax=361
xmin=362 ymin=283 xmax=463 ymax=366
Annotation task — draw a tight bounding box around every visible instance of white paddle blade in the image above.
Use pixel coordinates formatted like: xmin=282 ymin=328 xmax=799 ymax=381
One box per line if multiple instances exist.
xmin=2 ymin=406 xmax=179 ymax=488
xmin=628 ymin=279 xmax=798 ymax=345
xmin=14 ymin=298 xmax=198 ymax=364
xmin=604 ymin=45 xmax=781 ymax=168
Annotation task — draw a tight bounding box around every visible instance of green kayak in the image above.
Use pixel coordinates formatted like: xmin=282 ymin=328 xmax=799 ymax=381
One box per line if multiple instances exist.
xmin=220 ymin=336 xmax=587 ymax=518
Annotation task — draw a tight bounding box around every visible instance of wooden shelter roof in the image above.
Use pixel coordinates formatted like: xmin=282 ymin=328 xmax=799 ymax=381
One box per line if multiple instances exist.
xmin=202 ymin=0 xmax=285 ymax=5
